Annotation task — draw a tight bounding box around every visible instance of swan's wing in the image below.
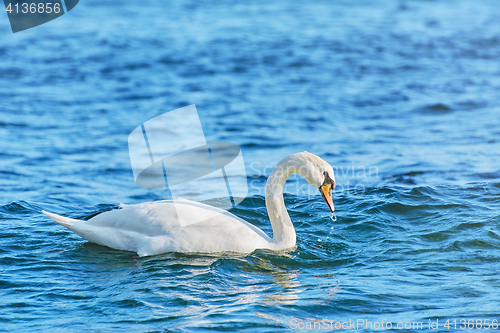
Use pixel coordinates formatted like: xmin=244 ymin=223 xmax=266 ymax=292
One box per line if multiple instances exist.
xmin=86 ymin=200 xmax=179 ymax=236
xmin=86 ymin=199 xmax=268 ymax=239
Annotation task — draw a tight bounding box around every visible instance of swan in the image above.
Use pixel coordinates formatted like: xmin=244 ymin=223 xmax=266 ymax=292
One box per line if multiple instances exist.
xmin=42 ymin=152 xmax=335 ymax=256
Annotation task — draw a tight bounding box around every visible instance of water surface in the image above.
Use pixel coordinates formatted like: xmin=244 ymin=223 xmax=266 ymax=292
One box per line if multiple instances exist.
xmin=1 ymin=0 xmax=499 ymax=331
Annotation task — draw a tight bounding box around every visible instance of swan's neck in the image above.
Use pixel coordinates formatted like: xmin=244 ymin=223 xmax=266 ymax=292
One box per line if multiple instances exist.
xmin=265 ymin=156 xmax=311 ymax=250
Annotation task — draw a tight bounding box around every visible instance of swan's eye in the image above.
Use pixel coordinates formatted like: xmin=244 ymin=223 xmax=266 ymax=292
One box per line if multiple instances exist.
xmin=322 ymin=171 xmax=335 ymax=188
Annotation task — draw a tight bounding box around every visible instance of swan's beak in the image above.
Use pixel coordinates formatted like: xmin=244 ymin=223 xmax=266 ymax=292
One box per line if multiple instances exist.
xmin=320 ymin=184 xmax=334 ymax=213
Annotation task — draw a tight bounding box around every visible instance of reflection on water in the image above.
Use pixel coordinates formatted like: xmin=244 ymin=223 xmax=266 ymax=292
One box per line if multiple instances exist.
xmin=265 ymin=269 xmax=301 ymax=305
xmin=253 ymin=257 xmax=302 ymax=305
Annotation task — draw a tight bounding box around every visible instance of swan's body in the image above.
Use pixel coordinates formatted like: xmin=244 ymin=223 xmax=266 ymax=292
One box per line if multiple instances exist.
xmin=43 ymin=152 xmax=335 ymax=256
xmin=43 ymin=199 xmax=273 ymax=255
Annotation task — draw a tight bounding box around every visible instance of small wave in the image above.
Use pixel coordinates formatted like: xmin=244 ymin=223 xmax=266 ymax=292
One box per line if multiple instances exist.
xmin=414 ymin=103 xmax=453 ymax=114
xmin=0 ymin=201 xmax=37 ymax=215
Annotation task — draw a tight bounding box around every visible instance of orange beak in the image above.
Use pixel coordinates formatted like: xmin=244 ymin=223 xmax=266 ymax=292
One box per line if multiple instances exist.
xmin=320 ymin=184 xmax=334 ymax=213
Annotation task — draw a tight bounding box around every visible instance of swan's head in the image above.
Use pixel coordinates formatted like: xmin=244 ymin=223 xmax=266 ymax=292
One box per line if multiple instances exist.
xmin=279 ymin=151 xmax=336 ymax=213
xmin=301 ymin=152 xmax=335 ymax=213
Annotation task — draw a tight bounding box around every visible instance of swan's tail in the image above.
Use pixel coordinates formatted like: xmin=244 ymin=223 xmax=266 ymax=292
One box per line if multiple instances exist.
xmin=42 ymin=210 xmax=81 ymax=228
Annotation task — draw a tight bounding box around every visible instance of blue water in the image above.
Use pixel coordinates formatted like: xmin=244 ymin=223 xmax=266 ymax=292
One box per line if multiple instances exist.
xmin=1 ymin=0 xmax=500 ymax=331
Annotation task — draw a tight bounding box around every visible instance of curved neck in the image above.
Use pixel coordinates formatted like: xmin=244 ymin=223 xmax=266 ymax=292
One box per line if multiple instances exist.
xmin=265 ymin=156 xmax=311 ymax=250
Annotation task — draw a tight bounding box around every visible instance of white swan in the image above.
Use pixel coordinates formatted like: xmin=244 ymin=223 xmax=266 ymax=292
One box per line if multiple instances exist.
xmin=42 ymin=152 xmax=335 ymax=256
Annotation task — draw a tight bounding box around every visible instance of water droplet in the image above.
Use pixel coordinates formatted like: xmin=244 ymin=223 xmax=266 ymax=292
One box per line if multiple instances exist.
xmin=330 ymin=213 xmax=337 ymax=222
